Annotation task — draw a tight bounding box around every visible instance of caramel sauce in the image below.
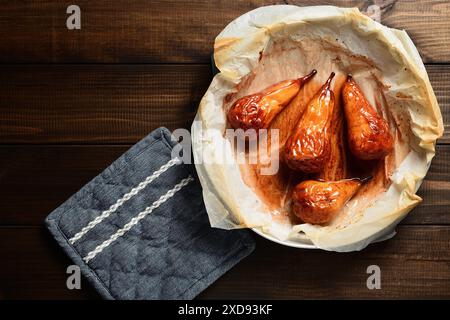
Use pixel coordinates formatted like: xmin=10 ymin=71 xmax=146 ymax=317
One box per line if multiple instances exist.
xmin=238 ymin=79 xmax=321 ymax=224
xmin=238 ymin=77 xmax=398 ymax=225
xmin=318 ymin=74 xmax=347 ymax=181
xmin=227 ymin=41 xmax=408 ymax=226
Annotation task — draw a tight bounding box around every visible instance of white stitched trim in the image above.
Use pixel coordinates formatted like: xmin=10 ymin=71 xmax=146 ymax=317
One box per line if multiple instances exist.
xmin=83 ymin=175 xmax=194 ymax=263
xmin=69 ymin=157 xmax=182 ymax=245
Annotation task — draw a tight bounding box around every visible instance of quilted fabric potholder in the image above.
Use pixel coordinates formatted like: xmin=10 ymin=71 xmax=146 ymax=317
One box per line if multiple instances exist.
xmin=46 ymin=127 xmax=255 ymax=300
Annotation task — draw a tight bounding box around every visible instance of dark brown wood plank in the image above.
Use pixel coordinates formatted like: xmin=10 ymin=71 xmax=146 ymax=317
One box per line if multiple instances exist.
xmin=0 ymin=64 xmax=449 ymax=144
xmin=1 ymin=1 xmax=450 ymax=63
xmin=0 ymin=227 xmax=100 ymax=299
xmin=0 ymin=225 xmax=449 ymax=299
xmin=0 ymin=64 xmax=211 ymax=143
xmin=0 ymin=145 xmax=129 ymax=226
xmin=404 ymin=144 xmax=450 ymax=224
xmin=428 ymin=64 xmax=450 ymax=144
xmin=0 ymin=144 xmax=449 ymax=226
xmin=201 ymin=226 xmax=450 ymax=299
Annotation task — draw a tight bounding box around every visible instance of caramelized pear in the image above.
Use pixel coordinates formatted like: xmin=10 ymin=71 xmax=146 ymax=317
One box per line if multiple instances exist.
xmin=319 ymin=81 xmax=347 ymax=181
xmin=284 ymin=72 xmax=335 ymax=173
xmin=292 ymin=177 xmax=369 ymax=224
xmin=227 ymin=70 xmax=317 ymax=131
xmin=342 ymin=75 xmax=393 ymax=160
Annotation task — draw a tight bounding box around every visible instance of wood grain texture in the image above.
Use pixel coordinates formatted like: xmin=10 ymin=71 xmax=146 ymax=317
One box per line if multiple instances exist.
xmin=1 ymin=0 xmax=449 ymax=300
xmin=0 ymin=227 xmax=100 ymax=300
xmin=428 ymin=64 xmax=450 ymax=143
xmin=0 ymin=145 xmax=129 ymax=226
xmin=0 ymin=226 xmax=449 ymax=299
xmin=0 ymin=65 xmax=211 ymax=143
xmin=0 ymin=144 xmax=449 ymax=226
xmin=1 ymin=1 xmax=450 ymax=63
xmin=200 ymin=226 xmax=450 ymax=299
xmin=0 ymin=64 xmax=448 ymax=144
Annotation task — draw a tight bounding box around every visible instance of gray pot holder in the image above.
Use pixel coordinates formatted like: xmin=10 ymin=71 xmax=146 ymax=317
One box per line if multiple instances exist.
xmin=45 ymin=127 xmax=255 ymax=300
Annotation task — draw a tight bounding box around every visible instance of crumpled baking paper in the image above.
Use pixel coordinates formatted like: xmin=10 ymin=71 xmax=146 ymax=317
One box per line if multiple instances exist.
xmin=191 ymin=5 xmax=443 ymax=251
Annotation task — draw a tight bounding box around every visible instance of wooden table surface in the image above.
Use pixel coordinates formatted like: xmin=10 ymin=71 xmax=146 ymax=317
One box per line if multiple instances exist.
xmin=1 ymin=0 xmax=450 ymax=299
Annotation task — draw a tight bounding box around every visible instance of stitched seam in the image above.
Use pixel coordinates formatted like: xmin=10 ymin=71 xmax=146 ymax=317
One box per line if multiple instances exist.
xmin=175 ymin=235 xmax=253 ymax=299
xmin=51 ymin=130 xmax=176 ymax=299
xmin=54 ymin=221 xmax=114 ymax=299
xmin=69 ymin=157 xmax=181 ymax=244
xmin=56 ymin=134 xmax=163 ymax=234
xmin=161 ymin=131 xmax=176 ymax=151
xmin=83 ymin=176 xmax=194 ymax=263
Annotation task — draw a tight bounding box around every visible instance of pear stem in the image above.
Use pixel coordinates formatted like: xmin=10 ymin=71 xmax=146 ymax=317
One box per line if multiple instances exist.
xmin=299 ymin=69 xmax=317 ymax=83
xmin=325 ymin=72 xmax=335 ymax=88
xmin=347 ymin=74 xmax=353 ymax=82
xmin=359 ymin=175 xmax=373 ymax=183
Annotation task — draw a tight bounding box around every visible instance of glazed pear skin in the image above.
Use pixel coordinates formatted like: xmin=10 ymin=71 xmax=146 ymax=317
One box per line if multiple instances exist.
xmin=229 ymin=72 xmax=392 ymax=225
xmin=342 ymin=75 xmax=394 ymax=160
xmin=227 ymin=70 xmax=317 ymax=131
xmin=292 ymin=178 xmax=366 ymax=224
xmin=284 ymin=72 xmax=335 ymax=173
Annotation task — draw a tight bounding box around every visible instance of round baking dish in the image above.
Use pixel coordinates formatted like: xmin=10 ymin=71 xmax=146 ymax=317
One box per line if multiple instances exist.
xmin=192 ymin=5 xmax=443 ymax=251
